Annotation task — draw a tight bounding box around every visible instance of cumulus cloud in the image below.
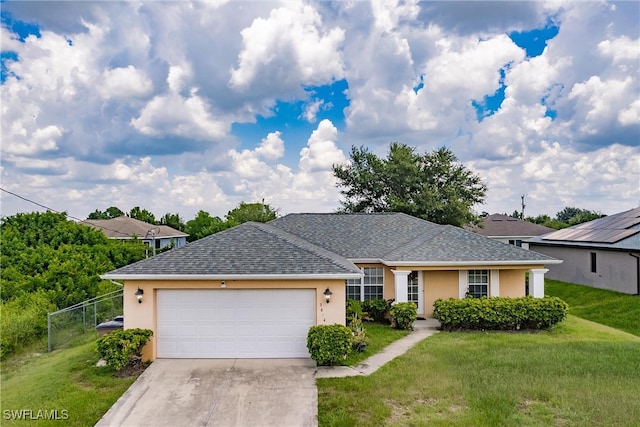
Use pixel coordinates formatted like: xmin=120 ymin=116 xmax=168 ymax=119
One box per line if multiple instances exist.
xmin=299 ymin=119 xmax=346 ymax=172
xmin=1 ymin=1 xmax=637 ymax=221
xmin=229 ymin=3 xmax=345 ymax=92
xmin=255 ymin=131 xmax=285 ymax=160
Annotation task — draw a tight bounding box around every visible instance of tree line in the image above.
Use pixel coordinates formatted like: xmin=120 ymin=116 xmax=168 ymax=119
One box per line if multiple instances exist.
xmin=88 ymin=202 xmax=278 ymax=242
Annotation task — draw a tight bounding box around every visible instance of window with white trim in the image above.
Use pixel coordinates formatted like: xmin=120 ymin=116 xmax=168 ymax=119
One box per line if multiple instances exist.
xmin=468 ymin=270 xmax=488 ymax=298
xmin=346 ymin=267 xmax=384 ymax=301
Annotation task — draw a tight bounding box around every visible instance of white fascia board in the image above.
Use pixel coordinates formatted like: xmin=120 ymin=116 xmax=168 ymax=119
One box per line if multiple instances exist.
xmin=348 ymin=258 xmax=384 ymax=264
xmin=100 ymin=273 xmax=363 ymax=281
xmin=385 ymin=259 xmax=563 ymax=267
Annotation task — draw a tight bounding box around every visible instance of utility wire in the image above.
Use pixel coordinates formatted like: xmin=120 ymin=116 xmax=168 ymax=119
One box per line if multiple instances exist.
xmin=0 ymin=187 xmax=151 ymax=238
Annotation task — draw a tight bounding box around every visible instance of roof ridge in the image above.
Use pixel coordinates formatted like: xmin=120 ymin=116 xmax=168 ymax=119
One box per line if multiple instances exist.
xmin=248 ymin=222 xmax=360 ymax=273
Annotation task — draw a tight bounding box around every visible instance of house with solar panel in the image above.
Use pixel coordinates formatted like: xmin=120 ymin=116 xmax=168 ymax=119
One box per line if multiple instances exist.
xmin=527 ymin=207 xmax=640 ymax=295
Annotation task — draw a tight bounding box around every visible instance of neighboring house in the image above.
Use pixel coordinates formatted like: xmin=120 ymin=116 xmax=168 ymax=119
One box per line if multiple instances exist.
xmin=468 ymin=214 xmax=554 ymax=249
xmin=102 ymin=213 xmax=560 ymax=360
xmin=528 ymin=207 xmax=640 ymax=295
xmin=83 ymin=216 xmax=188 ymax=251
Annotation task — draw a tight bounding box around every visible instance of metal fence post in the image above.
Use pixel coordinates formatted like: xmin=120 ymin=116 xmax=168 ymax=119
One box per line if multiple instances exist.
xmin=47 ymin=312 xmax=52 ymax=352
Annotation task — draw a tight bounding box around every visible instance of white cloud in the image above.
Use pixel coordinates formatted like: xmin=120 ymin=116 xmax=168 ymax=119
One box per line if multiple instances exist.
xmin=255 ymin=131 xmax=285 ymax=160
xmin=229 ymin=3 xmax=345 ymax=91
xmin=131 ymin=89 xmax=228 ymax=140
xmin=99 ymin=66 xmax=153 ymax=99
xmin=569 ymin=75 xmax=635 ymax=135
xmin=299 ymin=119 xmax=346 ymax=172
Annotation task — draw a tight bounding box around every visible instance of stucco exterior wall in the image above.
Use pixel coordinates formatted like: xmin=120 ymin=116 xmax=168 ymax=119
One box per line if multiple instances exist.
xmin=530 ymin=245 xmax=638 ymax=294
xmin=499 ymin=269 xmax=527 ymax=297
xmin=123 ymin=279 xmax=346 ymax=361
xmin=422 ymin=270 xmax=459 ymax=317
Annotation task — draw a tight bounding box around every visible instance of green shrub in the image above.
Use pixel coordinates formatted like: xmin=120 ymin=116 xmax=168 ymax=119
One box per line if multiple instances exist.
xmin=307 ymin=324 xmax=352 ymax=366
xmin=389 ymin=302 xmax=417 ymax=330
xmin=362 ymin=298 xmax=389 ymax=323
xmin=97 ymin=328 xmax=153 ymax=371
xmin=346 ymin=299 xmax=368 ymax=321
xmin=0 ymin=291 xmax=56 ymax=359
xmin=433 ymin=296 xmax=568 ymax=331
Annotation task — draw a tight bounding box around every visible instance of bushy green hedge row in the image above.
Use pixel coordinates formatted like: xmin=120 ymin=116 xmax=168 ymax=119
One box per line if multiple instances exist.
xmin=433 ymin=296 xmax=568 ymax=331
xmin=97 ymin=328 xmax=153 ymax=371
xmin=306 ymin=324 xmax=352 ymax=366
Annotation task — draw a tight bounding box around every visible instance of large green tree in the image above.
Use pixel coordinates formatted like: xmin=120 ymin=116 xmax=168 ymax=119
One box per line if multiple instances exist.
xmin=159 ymin=212 xmax=185 ymax=231
xmin=87 ymin=206 xmax=125 ymax=219
xmin=129 ymin=206 xmax=157 ymax=224
xmin=333 ymin=143 xmax=487 ymax=226
xmin=184 ymin=210 xmax=229 ymax=242
xmin=225 ymin=202 xmax=279 ymax=226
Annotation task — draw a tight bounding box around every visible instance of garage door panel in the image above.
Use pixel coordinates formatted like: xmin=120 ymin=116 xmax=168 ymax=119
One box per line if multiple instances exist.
xmin=157 ymin=289 xmax=315 ymax=358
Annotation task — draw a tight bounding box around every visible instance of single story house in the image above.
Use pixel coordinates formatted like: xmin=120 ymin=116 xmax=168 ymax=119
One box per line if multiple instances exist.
xmin=468 ymin=214 xmax=555 ymax=249
xmin=102 ymin=213 xmax=560 ymax=360
xmin=83 ymin=216 xmax=188 ymax=251
xmin=528 ymin=207 xmax=640 ymax=295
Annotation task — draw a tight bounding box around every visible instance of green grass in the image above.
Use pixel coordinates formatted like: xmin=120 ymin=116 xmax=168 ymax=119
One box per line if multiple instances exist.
xmin=344 ymin=322 xmax=410 ymax=366
xmin=1 ymin=340 xmax=138 ymax=426
xmin=318 ymin=316 xmax=640 ymax=426
xmin=545 ymin=279 xmax=640 ymax=336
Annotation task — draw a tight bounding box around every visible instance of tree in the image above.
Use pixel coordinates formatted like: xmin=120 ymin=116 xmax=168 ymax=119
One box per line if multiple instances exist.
xmin=333 ymin=143 xmax=487 ymax=226
xmin=184 ymin=210 xmax=228 ymax=242
xmin=555 ymin=207 xmax=604 ymax=226
xmin=87 ymin=206 xmax=125 ymax=219
xmin=129 ymin=207 xmax=157 ymax=224
xmin=225 ymin=202 xmax=279 ymax=226
xmin=160 ymin=213 xmax=185 ymax=231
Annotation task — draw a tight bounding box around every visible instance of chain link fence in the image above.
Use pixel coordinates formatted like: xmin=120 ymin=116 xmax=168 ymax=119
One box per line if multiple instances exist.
xmin=47 ymin=289 xmax=123 ymax=352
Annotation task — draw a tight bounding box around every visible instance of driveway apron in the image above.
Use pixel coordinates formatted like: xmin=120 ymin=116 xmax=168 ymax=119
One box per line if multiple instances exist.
xmin=95 ymin=359 xmax=317 ymax=427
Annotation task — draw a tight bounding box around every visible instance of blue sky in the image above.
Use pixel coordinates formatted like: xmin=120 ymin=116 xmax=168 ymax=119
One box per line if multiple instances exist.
xmin=1 ymin=1 xmax=638 ymax=221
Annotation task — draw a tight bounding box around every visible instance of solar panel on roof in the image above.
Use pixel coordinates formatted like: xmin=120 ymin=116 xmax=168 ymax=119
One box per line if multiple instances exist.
xmin=541 ymin=208 xmax=640 ymax=244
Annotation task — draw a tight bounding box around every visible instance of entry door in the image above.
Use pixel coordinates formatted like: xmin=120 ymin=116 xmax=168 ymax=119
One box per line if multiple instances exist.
xmin=408 ymin=271 xmax=424 ymax=315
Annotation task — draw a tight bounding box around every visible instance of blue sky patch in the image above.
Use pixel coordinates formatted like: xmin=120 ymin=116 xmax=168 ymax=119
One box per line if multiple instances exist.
xmin=232 ymin=79 xmax=349 ymax=162
xmin=509 ymin=20 xmax=559 ymax=58
xmin=472 ymin=69 xmax=506 ymax=122
xmin=1 ymin=11 xmax=41 ymax=41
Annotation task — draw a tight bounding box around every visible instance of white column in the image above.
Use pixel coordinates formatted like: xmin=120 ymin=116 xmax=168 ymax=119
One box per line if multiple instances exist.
xmin=392 ymin=270 xmax=411 ymax=303
xmin=530 ymin=268 xmax=548 ymax=298
xmin=490 ymin=270 xmax=500 ymax=297
xmin=459 ymin=270 xmax=467 ymax=299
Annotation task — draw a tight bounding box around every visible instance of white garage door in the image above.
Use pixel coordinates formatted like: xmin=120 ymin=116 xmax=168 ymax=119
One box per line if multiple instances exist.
xmin=156 ymin=289 xmax=316 ymax=358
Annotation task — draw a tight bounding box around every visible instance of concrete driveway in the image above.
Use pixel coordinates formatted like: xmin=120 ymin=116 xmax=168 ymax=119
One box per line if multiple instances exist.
xmin=95 ymin=359 xmax=317 ymax=427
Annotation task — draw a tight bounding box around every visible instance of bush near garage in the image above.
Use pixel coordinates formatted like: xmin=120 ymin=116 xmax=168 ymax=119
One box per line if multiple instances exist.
xmin=97 ymin=328 xmax=153 ymax=371
xmin=433 ymin=296 xmax=568 ymax=331
xmin=389 ymin=302 xmax=418 ymax=330
xmin=307 ymin=324 xmax=353 ymax=366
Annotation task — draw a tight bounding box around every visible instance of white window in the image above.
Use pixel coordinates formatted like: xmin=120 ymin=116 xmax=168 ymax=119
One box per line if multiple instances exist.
xmin=346 ymin=267 xmax=384 ymax=301
xmin=468 ymin=270 xmax=488 ymax=298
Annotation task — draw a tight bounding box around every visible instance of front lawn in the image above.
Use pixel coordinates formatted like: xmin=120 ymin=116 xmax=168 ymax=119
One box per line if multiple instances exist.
xmin=318 ymin=315 xmax=640 ymax=426
xmin=1 ymin=340 xmax=139 ymax=427
xmin=344 ymin=322 xmax=410 ymax=366
xmin=545 ymin=279 xmax=640 ymax=336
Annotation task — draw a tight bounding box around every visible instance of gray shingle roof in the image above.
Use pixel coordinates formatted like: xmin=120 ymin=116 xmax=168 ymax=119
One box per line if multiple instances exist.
xmin=271 ymin=213 xmax=556 ymax=264
xmin=103 ymin=221 xmax=361 ymax=278
xmin=469 ymin=214 xmax=554 ymax=237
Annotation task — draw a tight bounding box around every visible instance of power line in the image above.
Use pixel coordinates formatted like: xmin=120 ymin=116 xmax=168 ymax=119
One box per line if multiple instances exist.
xmin=0 ymin=187 xmax=144 ymax=238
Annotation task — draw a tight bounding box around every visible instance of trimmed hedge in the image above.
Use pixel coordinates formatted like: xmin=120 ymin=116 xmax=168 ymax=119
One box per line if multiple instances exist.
xmin=433 ymin=296 xmax=568 ymax=331
xmin=97 ymin=328 xmax=153 ymax=371
xmin=389 ymin=302 xmax=418 ymax=330
xmin=307 ymin=324 xmax=352 ymax=366
xmin=362 ymin=298 xmax=390 ymax=323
